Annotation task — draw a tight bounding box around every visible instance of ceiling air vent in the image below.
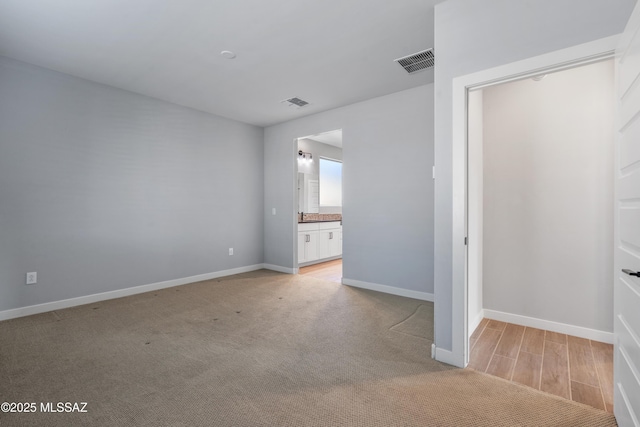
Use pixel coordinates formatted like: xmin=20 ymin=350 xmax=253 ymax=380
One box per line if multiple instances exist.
xmin=394 ymin=49 xmax=434 ymax=74
xmin=282 ymin=97 xmax=309 ymax=108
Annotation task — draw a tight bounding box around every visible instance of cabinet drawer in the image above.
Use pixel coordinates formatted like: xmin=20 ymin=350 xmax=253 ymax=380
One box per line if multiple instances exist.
xmin=298 ymin=223 xmax=319 ymax=232
xmin=317 ymin=221 xmax=341 ymax=230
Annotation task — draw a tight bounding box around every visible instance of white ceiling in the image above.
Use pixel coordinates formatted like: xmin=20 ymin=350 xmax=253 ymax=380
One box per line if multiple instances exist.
xmin=0 ymin=0 xmax=439 ymax=127
xmin=304 ymin=129 xmax=343 ymax=148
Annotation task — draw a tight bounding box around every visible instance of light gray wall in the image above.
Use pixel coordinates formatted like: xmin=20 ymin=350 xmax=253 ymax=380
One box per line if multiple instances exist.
xmin=482 ymin=60 xmax=614 ymax=332
xmin=0 ymin=56 xmax=264 ymax=312
xmin=265 ymin=85 xmax=434 ymax=294
xmin=433 ymin=0 xmax=634 ymax=350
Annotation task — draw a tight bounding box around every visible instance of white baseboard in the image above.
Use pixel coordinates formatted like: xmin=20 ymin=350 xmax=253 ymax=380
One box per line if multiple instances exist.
xmin=483 ymin=309 xmax=614 ymax=344
xmin=342 ymin=278 xmax=434 ymax=302
xmin=0 ymin=264 xmax=266 ymax=322
xmin=263 ymin=264 xmax=297 ymax=274
xmin=434 ymin=346 xmax=461 ymax=367
xmin=469 ymin=309 xmax=485 ymax=338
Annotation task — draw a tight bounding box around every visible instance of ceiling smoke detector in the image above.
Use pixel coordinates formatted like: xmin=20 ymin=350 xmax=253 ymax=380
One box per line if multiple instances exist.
xmin=281 ymin=97 xmax=310 ymax=108
xmin=394 ymin=49 xmax=435 ymax=74
xmin=220 ymin=50 xmax=236 ymax=59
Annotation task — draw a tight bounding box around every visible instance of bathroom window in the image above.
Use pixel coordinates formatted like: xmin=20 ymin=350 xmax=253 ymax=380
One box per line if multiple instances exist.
xmin=319 ymin=158 xmax=342 ymax=207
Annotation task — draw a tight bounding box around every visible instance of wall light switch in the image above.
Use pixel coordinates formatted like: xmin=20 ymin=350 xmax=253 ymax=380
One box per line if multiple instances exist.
xmin=26 ymin=272 xmax=37 ymax=285
xmin=272 ymin=208 xmax=276 ymax=215
xmin=228 ymin=248 xmax=234 ymax=256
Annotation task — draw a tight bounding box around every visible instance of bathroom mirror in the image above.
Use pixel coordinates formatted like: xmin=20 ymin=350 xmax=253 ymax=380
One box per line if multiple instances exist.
xmin=298 ymin=172 xmax=319 ymax=213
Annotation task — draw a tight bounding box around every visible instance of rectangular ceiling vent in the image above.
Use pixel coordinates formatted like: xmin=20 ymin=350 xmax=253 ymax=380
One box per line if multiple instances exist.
xmin=394 ymin=49 xmax=434 ymax=74
xmin=282 ymin=97 xmax=309 ymax=108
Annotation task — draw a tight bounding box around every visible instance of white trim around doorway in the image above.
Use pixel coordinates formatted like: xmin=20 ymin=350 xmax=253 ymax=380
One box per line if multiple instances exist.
xmin=447 ymin=35 xmax=619 ymax=368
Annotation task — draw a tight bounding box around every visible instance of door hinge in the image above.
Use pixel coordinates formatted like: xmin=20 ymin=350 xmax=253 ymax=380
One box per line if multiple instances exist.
xmin=432 ymin=166 xmax=436 ymax=180
xmin=464 ymin=237 xmax=468 ymax=245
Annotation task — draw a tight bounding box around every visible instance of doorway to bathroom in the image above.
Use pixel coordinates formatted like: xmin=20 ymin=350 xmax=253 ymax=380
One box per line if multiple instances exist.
xmin=295 ymin=129 xmax=343 ymax=282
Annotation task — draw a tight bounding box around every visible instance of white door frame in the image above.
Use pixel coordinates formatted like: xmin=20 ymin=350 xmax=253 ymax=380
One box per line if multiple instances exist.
xmin=449 ymin=35 xmax=619 ymax=368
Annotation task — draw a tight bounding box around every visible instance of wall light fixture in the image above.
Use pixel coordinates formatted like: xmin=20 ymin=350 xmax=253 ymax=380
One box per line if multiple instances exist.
xmin=298 ymin=150 xmax=313 ymax=163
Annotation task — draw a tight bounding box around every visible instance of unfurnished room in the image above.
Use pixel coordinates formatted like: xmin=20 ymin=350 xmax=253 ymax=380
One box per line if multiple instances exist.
xmin=1 ymin=1 xmax=639 ymax=426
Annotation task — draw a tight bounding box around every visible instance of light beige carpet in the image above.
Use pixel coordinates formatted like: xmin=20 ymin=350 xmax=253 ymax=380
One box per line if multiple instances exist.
xmin=0 ymin=270 xmax=616 ymax=426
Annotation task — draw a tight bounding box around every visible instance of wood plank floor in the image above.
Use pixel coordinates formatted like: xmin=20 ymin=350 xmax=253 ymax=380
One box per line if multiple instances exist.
xmin=468 ymin=319 xmax=613 ymax=413
xmin=298 ymin=259 xmax=342 ymax=283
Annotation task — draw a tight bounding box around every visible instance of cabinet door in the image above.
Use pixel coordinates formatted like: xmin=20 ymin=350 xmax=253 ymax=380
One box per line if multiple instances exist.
xmin=297 ymin=233 xmax=308 ymax=264
xmin=317 ymin=230 xmax=332 ymax=259
xmin=329 ymin=229 xmax=342 ymax=257
xmin=306 ymin=231 xmax=319 ymax=261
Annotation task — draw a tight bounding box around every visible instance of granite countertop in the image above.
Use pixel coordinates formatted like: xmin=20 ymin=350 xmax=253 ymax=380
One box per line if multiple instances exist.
xmin=298 ymin=213 xmax=342 ymax=223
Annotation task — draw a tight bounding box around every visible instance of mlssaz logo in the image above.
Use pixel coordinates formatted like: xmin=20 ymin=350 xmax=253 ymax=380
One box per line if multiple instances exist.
xmin=40 ymin=402 xmax=88 ymax=413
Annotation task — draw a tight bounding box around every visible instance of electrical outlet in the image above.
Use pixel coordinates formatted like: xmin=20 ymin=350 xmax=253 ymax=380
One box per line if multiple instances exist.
xmin=228 ymin=248 xmax=234 ymax=256
xmin=26 ymin=272 xmax=37 ymax=285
